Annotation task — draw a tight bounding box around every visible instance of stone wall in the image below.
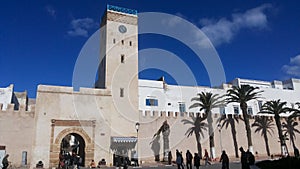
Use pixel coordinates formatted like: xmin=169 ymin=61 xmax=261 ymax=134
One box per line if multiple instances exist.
xmin=0 ymin=103 xmax=35 ymax=167
xmin=138 ymin=110 xmax=300 ymax=162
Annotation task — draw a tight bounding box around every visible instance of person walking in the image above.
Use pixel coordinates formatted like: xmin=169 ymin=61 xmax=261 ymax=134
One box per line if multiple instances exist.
xmin=239 ymin=147 xmax=249 ymax=169
xmin=193 ymin=153 xmax=200 ymax=169
xmin=2 ymin=154 xmax=9 ymax=169
xmin=219 ymin=150 xmax=229 ymax=169
xmin=186 ymin=150 xmax=192 ymax=169
xmin=204 ymin=149 xmax=211 ymax=166
xmin=168 ymin=151 xmax=173 ymax=165
xmin=246 ymin=150 xmax=255 ymax=169
xmin=176 ymin=150 xmax=182 ymax=169
xmin=180 ymin=151 xmax=184 ymax=169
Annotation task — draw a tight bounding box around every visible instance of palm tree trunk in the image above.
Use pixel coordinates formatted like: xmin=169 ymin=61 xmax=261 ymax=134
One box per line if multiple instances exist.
xmin=263 ymin=132 xmax=271 ymax=156
xmin=274 ymin=115 xmax=287 ymax=156
xmin=207 ymin=112 xmax=215 ymax=159
xmin=195 ymin=133 xmax=202 ymax=159
xmin=241 ymin=103 xmax=253 ymax=151
xmin=230 ymin=121 xmax=239 ymax=158
xmin=290 ymin=134 xmax=296 ymax=148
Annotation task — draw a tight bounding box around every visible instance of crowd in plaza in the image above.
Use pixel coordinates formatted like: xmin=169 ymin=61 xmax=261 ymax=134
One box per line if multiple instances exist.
xmin=166 ymin=146 xmax=257 ymax=169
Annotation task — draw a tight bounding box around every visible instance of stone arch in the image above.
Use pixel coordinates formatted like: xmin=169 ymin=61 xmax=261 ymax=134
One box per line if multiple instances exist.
xmin=50 ymin=127 xmax=94 ymax=168
xmin=54 ymin=127 xmax=92 ymax=145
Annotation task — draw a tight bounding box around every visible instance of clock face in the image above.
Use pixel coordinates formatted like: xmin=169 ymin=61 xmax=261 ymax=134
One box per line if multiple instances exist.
xmin=118 ymin=25 xmax=127 ymax=33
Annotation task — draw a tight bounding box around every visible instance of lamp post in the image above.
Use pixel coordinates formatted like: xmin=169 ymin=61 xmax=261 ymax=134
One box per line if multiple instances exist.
xmin=217 ymin=123 xmax=223 ymax=153
xmin=135 ymin=122 xmax=140 ymax=165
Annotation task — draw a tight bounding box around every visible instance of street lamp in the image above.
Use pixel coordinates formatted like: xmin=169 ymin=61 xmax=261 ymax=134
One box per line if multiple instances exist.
xmin=135 ymin=122 xmax=140 ymax=165
xmin=217 ymin=123 xmax=223 ymax=153
xmin=135 ymin=122 xmax=140 ymax=133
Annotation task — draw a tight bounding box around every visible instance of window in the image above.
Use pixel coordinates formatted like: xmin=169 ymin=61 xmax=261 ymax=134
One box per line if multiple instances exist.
xmin=120 ymin=88 xmax=124 ymax=97
xmin=179 ymin=103 xmax=186 ymax=113
xmin=129 ymin=41 xmax=132 ymax=46
xmin=219 ymin=107 xmax=226 ymax=115
xmin=121 ymin=40 xmax=124 ymax=45
xmin=233 ymin=106 xmax=239 ymax=115
xmin=258 ymin=101 xmax=263 ymax=111
xmin=146 ymin=98 xmax=158 ymax=106
xmin=113 ymin=39 xmax=116 ymax=44
xmin=247 ymin=107 xmax=253 ymax=115
xmin=121 ymin=54 xmax=125 ymax=63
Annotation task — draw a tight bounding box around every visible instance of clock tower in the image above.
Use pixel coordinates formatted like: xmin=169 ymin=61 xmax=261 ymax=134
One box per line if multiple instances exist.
xmin=95 ymin=5 xmax=139 ymax=119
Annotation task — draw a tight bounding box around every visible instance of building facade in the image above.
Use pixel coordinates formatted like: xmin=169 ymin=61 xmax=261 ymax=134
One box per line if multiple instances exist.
xmin=1 ymin=5 xmax=300 ymax=169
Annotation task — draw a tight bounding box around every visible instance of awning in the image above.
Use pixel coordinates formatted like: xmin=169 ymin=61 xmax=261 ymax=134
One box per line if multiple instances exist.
xmin=111 ymin=137 xmax=137 ymax=143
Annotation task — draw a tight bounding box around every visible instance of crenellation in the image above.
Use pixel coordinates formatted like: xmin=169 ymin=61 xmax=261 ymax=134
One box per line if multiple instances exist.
xmin=0 ymin=103 xmax=35 ymax=115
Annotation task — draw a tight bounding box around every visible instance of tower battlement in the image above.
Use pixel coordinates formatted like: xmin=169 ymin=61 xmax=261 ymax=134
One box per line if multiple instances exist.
xmin=0 ymin=103 xmax=35 ymax=117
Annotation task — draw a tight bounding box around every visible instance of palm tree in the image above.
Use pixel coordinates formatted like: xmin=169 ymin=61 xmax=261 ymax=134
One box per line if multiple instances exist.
xmin=153 ymin=120 xmax=170 ymax=161
xmin=227 ymin=85 xmax=262 ymax=152
xmin=218 ymin=114 xmax=240 ymax=158
xmin=282 ymin=115 xmax=300 ymax=149
xmin=251 ymin=116 xmax=274 ymax=156
xmin=182 ymin=114 xmax=208 ymax=158
xmin=190 ymin=92 xmax=224 ymax=159
xmin=259 ymin=100 xmax=290 ymax=156
xmin=291 ymin=102 xmax=300 ymax=117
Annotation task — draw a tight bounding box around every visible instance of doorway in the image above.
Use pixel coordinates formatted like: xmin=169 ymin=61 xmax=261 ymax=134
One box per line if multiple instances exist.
xmin=60 ymin=133 xmax=85 ymax=167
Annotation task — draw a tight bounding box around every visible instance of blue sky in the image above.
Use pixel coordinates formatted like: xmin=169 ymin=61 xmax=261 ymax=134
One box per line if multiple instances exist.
xmin=1 ymin=0 xmax=300 ymax=98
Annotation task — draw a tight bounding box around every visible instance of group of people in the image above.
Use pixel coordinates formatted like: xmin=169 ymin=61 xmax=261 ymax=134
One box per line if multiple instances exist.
xmin=170 ymin=149 xmax=229 ymax=169
xmin=239 ymin=147 xmax=255 ymax=169
xmin=59 ymin=151 xmax=82 ymax=169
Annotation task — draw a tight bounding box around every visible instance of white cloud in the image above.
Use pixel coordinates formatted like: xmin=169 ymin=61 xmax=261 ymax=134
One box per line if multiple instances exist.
xmin=67 ymin=18 xmax=98 ymax=37
xmin=45 ymin=5 xmax=56 ymax=18
xmin=199 ymin=3 xmax=272 ymax=46
xmin=282 ymin=55 xmax=300 ymax=77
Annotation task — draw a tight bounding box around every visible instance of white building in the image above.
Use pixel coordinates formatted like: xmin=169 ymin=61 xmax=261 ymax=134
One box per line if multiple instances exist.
xmin=138 ymin=78 xmax=300 ymax=117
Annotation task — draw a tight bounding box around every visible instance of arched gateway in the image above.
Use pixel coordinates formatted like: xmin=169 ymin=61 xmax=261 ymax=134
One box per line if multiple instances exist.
xmin=49 ymin=120 xmax=95 ymax=168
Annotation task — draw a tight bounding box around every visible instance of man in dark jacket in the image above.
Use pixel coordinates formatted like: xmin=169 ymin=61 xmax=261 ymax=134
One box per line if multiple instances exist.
xmin=239 ymin=147 xmax=249 ymax=169
xmin=193 ymin=153 xmax=200 ymax=169
xmin=2 ymin=154 xmax=9 ymax=169
xmin=220 ymin=150 xmax=229 ymax=169
xmin=186 ymin=150 xmax=193 ymax=169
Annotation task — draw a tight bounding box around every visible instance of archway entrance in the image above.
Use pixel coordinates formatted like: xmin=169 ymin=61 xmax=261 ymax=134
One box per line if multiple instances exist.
xmin=60 ymin=133 xmax=85 ymax=167
xmin=50 ymin=122 xmax=95 ymax=169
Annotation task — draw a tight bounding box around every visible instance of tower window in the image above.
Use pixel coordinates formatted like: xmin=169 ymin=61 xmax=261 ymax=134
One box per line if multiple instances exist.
xmin=121 ymin=54 xmax=125 ymax=63
xmin=120 ymin=88 xmax=124 ymax=97
xmin=129 ymin=41 xmax=132 ymax=46
xmin=113 ymin=39 xmax=116 ymax=44
xmin=121 ymin=40 xmax=124 ymax=45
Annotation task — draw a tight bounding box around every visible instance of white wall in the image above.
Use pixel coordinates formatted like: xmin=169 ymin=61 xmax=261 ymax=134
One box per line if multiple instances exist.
xmin=0 ymin=85 xmax=13 ymax=110
xmin=138 ymin=78 xmax=300 ymax=116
